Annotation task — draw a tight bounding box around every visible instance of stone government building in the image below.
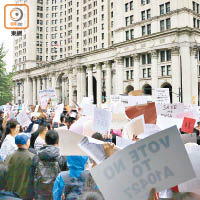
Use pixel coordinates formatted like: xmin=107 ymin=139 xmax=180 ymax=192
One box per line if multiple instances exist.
xmin=13 ymin=0 xmax=200 ymax=106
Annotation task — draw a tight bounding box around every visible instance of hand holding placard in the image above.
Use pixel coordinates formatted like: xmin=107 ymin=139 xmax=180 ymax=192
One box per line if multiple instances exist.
xmin=181 ymin=117 xmax=196 ymax=133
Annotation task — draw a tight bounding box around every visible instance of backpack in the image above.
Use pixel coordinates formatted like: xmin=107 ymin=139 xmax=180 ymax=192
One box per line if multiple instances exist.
xmin=34 ymin=159 xmax=61 ymax=199
xmin=63 ymin=171 xmax=90 ymax=200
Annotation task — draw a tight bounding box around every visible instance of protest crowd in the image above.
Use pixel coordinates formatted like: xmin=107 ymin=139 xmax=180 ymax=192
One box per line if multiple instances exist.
xmin=1 ymin=88 xmax=200 ymax=200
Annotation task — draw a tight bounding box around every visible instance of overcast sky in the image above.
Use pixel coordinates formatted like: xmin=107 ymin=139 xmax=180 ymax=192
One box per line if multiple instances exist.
xmin=0 ymin=0 xmax=15 ymax=72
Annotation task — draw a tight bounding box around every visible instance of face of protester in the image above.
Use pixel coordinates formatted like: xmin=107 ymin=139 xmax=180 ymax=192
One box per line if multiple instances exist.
xmin=0 ymin=113 xmax=4 ymax=118
xmin=11 ymin=124 xmax=20 ymax=136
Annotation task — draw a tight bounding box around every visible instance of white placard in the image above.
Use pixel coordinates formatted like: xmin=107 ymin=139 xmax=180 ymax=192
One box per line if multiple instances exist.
xmin=156 ymin=115 xmax=184 ymax=130
xmin=91 ymin=126 xmax=195 ymax=200
xmin=53 ymin=103 xmax=64 ymax=123
xmin=16 ymin=110 xmax=32 ymax=128
xmin=80 ymin=96 xmax=93 ymax=107
xmin=156 ymin=103 xmax=184 ymax=118
xmin=110 ymin=95 xmax=121 ymax=104
xmin=181 ymin=133 xmax=197 ymax=144
xmin=82 ymin=104 xmax=96 ymax=118
xmin=155 ymin=88 xmax=170 ymax=104
xmin=93 ymin=107 xmax=112 ymax=134
xmin=127 ymin=96 xmax=152 ymax=107
xmin=116 ymin=136 xmax=135 ymax=149
xmin=39 ymin=88 xmax=56 ymax=101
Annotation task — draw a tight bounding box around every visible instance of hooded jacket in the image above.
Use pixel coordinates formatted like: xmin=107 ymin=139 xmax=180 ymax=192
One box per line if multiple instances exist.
xmin=32 ymin=145 xmax=67 ymax=199
xmin=53 ymin=156 xmax=89 ymax=200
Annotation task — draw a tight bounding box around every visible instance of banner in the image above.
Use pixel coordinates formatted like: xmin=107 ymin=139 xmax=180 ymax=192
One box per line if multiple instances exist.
xmin=91 ymin=126 xmax=195 ymax=200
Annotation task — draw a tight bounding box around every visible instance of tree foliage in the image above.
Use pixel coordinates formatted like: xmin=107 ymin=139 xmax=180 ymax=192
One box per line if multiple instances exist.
xmin=0 ymin=44 xmax=14 ymax=105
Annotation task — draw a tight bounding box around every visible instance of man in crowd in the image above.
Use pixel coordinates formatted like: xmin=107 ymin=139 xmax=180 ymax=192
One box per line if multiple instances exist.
xmin=32 ymin=130 xmax=67 ymax=199
xmin=5 ymin=133 xmax=34 ymax=200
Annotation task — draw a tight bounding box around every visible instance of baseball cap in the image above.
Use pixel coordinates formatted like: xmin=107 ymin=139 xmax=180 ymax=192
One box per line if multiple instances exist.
xmin=15 ymin=133 xmax=30 ymax=145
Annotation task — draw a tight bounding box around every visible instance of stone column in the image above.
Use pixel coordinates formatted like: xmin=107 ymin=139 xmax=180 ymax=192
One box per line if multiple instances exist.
xmin=46 ymin=75 xmax=51 ymax=89
xmin=180 ymin=44 xmax=192 ymax=104
xmin=96 ymin=63 xmax=102 ymax=106
xmin=68 ymin=69 xmax=73 ymax=106
xmin=87 ymin=65 xmax=93 ymax=97
xmin=171 ymin=47 xmax=180 ymax=103
xmin=190 ymin=47 xmax=198 ymax=105
xmin=62 ymin=77 xmax=65 ymax=104
xmin=36 ymin=77 xmax=41 ymax=103
xmin=41 ymin=78 xmax=45 ymax=90
xmin=115 ymin=57 xmax=124 ymax=94
xmin=105 ymin=61 xmax=112 ymax=103
xmin=81 ymin=66 xmax=87 ymax=99
xmin=133 ymin=54 xmax=140 ymax=90
xmin=77 ymin=66 xmax=82 ymax=104
xmin=151 ymin=50 xmax=158 ymax=98
xmin=32 ymin=78 xmax=36 ymax=105
xmin=21 ymin=80 xmax=24 ymax=104
xmin=24 ymin=77 xmax=33 ymax=105
xmin=51 ymin=73 xmax=56 ymax=89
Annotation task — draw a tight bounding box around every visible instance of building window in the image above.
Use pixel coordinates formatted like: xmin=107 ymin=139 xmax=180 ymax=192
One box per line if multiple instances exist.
xmin=130 ymin=57 xmax=134 ymax=66
xmin=166 ymin=2 xmax=170 ymax=13
xmin=126 ymin=71 xmax=130 ymax=80
xmin=147 ymin=9 xmax=151 ymax=19
xmin=143 ymin=68 xmax=147 ymax=78
xmin=161 ymin=66 xmax=165 ymax=76
xmin=166 ymin=50 xmax=171 ymax=61
xmin=142 ymin=26 xmax=146 ymax=36
xmin=160 ymin=4 xmax=164 ymax=15
xmin=141 ymin=11 xmax=145 ymax=20
xmin=125 ymin=17 xmax=129 ymax=26
xmin=125 ymin=3 xmax=128 ymax=12
xmin=142 ymin=54 xmax=146 ymax=65
xmin=130 ymin=15 xmax=134 ymax=24
xmin=146 ymin=0 xmax=150 ymax=4
xmin=147 ymin=68 xmax=151 ymax=77
xmin=147 ymin=24 xmax=151 ymax=34
xmin=130 ymin=1 xmax=133 ymax=10
xmin=111 ymin=11 xmax=114 ymax=18
xmin=194 ymin=18 xmax=197 ymax=28
xmin=160 ymin=20 xmax=165 ymax=31
xmin=147 ymin=54 xmax=151 ymax=64
xmin=160 ymin=51 xmax=165 ymax=62
xmin=126 ymin=58 xmax=129 ymax=67
xmin=102 ymin=33 xmax=104 ymax=40
xmin=167 ymin=65 xmax=171 ymax=75
xmin=166 ymin=18 xmax=171 ymax=29
xmin=130 ymin=29 xmax=134 ymax=39
xmin=126 ymin=31 xmax=129 ymax=40
xmin=141 ymin=0 xmax=145 ymax=5
xmin=130 ymin=70 xmax=134 ymax=79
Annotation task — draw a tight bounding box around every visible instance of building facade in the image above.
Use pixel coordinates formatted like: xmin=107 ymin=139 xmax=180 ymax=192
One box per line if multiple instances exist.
xmin=13 ymin=0 xmax=200 ymax=106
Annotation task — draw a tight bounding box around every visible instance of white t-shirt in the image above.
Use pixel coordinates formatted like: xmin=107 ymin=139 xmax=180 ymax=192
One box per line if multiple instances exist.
xmin=34 ymin=136 xmax=46 ymax=151
xmin=0 ymin=134 xmax=18 ymax=161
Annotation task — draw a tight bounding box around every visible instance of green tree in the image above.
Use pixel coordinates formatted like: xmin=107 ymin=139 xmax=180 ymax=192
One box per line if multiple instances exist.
xmin=0 ymin=44 xmax=14 ymax=105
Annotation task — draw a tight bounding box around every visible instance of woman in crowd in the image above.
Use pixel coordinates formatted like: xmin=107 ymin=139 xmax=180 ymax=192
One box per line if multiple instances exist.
xmin=34 ymin=125 xmax=48 ymax=151
xmin=0 ymin=120 xmax=20 ymax=161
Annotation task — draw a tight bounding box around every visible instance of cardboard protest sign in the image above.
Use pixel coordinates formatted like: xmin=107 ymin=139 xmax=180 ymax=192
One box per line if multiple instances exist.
xmin=91 ymin=126 xmax=195 ymax=200
xmin=156 ymin=103 xmax=184 ymax=118
xmin=156 ymin=115 xmax=183 ymax=130
xmin=125 ymin=102 xmax=157 ymax=124
xmin=155 ymin=88 xmax=170 ymax=104
xmin=16 ymin=111 xmax=32 ymax=128
xmin=138 ymin=124 xmax=161 ymax=140
xmin=181 ymin=133 xmax=197 ymax=144
xmin=110 ymin=95 xmax=121 ymax=104
xmin=82 ymin=104 xmax=96 ymax=118
xmin=80 ymin=96 xmax=93 ymax=107
xmin=56 ymin=129 xmax=87 ymax=156
xmin=110 ymin=112 xmax=129 ymax=130
xmin=127 ymin=96 xmax=152 ymax=107
xmin=128 ymin=90 xmax=143 ymax=96
xmin=116 ymin=136 xmax=135 ymax=149
xmin=79 ymin=137 xmax=106 ymax=164
xmin=124 ymin=115 xmax=144 ymax=139
xmin=181 ymin=117 xmax=196 ymax=133
xmin=93 ymin=108 xmax=112 ymax=134
xmin=179 ymin=145 xmax=200 ymax=194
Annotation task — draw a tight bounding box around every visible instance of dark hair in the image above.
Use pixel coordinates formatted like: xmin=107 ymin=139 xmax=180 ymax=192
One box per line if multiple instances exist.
xmin=1 ymin=120 xmax=19 ymax=144
xmin=60 ymin=115 xmax=65 ymax=123
xmin=37 ymin=125 xmax=48 ymax=134
xmin=5 ymin=120 xmax=19 ymax=136
xmin=92 ymin=133 xmax=104 ymax=141
xmin=45 ymin=130 xmax=59 ymax=145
